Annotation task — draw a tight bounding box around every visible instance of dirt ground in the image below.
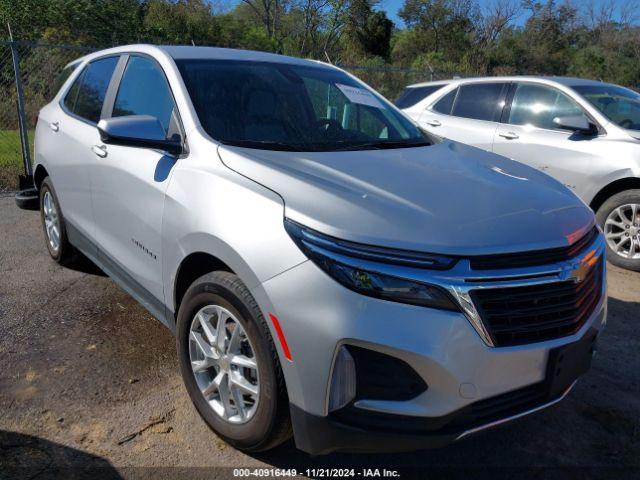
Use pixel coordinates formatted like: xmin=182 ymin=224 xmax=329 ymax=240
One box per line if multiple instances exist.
xmin=1 ymin=194 xmax=639 ymax=480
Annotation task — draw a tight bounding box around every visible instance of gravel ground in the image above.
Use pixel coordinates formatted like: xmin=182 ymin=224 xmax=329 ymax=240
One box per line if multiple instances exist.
xmin=1 ymin=195 xmax=639 ymax=479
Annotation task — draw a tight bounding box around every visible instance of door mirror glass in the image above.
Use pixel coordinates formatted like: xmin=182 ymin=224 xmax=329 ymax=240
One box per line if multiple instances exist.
xmin=553 ymin=115 xmax=597 ymax=134
xmin=98 ymin=115 xmax=182 ymax=155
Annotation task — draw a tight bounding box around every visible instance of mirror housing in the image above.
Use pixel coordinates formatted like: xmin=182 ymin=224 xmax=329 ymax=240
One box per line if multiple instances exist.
xmin=553 ymin=115 xmax=597 ymax=135
xmin=98 ymin=115 xmax=183 ymax=155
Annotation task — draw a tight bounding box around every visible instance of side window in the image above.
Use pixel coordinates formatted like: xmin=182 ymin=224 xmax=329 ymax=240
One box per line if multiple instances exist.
xmin=73 ymin=57 xmax=119 ymax=123
xmin=50 ymin=64 xmax=77 ymax=103
xmin=112 ymin=56 xmax=176 ymax=136
xmin=395 ymin=85 xmax=443 ymax=109
xmin=451 ymin=83 xmax=506 ymax=121
xmin=508 ymin=83 xmax=584 ymax=131
xmin=63 ymin=69 xmax=85 ymax=112
xmin=432 ymin=88 xmax=457 ymax=114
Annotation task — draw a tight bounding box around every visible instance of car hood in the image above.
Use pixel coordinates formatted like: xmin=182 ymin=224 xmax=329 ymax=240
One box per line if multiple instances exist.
xmin=625 ymin=130 xmax=640 ymax=141
xmin=217 ymin=140 xmax=594 ymax=256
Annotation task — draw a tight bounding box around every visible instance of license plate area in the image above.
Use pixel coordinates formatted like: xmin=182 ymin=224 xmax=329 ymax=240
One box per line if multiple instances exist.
xmin=546 ymin=328 xmax=598 ymax=398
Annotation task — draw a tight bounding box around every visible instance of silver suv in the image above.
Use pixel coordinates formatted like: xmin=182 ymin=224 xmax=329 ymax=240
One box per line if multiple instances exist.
xmin=399 ymin=76 xmax=640 ymax=271
xmin=29 ymin=46 xmax=606 ymax=454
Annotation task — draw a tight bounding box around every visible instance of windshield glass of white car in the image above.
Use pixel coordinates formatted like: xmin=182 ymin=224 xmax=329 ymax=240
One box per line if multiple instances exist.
xmin=176 ymin=59 xmax=431 ymax=151
xmin=574 ymin=84 xmax=640 ymax=131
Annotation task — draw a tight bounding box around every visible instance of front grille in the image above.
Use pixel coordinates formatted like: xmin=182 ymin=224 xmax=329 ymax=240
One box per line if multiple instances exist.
xmin=471 ymin=259 xmax=603 ymax=347
xmin=469 ymin=226 xmax=599 ymax=270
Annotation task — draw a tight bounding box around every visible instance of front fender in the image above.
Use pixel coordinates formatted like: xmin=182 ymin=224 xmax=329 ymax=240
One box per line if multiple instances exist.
xmin=161 ymin=159 xmax=306 ymax=314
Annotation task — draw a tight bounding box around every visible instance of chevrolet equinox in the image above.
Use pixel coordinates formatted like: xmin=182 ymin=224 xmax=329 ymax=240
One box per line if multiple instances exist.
xmin=27 ymin=45 xmax=606 ymax=454
xmin=399 ymin=76 xmax=640 ymax=272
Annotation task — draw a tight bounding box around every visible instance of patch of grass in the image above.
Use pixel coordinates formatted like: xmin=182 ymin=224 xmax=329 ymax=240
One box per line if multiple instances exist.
xmin=0 ymin=130 xmax=33 ymax=192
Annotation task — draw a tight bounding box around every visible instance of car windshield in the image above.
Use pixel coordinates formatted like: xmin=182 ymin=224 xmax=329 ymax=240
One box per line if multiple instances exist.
xmin=176 ymin=59 xmax=431 ymax=151
xmin=573 ymin=84 xmax=640 ymax=131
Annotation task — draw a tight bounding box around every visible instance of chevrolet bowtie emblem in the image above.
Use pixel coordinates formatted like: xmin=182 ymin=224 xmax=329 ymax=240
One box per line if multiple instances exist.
xmin=569 ymin=249 xmax=600 ymax=283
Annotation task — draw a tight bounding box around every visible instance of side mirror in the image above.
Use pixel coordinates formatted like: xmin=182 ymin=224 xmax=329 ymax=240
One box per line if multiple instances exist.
xmin=98 ymin=115 xmax=183 ymax=155
xmin=553 ymin=115 xmax=597 ymax=135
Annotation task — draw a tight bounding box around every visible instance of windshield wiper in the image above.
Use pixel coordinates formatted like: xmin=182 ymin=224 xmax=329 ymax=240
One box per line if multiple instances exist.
xmin=221 ymin=140 xmax=303 ymax=151
xmin=333 ymin=140 xmax=432 ymax=151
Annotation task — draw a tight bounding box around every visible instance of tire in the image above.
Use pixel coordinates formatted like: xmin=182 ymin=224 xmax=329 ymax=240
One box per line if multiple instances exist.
xmin=39 ymin=177 xmax=74 ymax=265
xmin=176 ymin=271 xmax=292 ymax=452
xmin=596 ymin=189 xmax=640 ymax=272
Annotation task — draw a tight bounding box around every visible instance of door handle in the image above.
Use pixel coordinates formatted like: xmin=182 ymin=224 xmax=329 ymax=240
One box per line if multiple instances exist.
xmin=92 ymin=144 xmax=108 ymax=158
xmin=498 ymin=131 xmax=519 ymax=140
xmin=50 ymin=122 xmax=59 ymax=132
xmin=426 ymin=119 xmax=442 ymax=127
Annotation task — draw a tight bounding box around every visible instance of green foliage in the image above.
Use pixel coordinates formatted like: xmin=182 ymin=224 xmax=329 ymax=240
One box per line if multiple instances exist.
xmin=1 ymin=0 xmax=639 ymax=89
xmin=0 ymin=130 xmax=33 ymax=191
xmin=1 ymin=0 xmax=640 ymax=191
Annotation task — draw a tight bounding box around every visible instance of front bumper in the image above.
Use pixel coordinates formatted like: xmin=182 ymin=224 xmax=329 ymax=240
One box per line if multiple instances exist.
xmin=251 ymin=235 xmax=607 ymax=454
xmin=290 ymin=379 xmax=578 ymax=454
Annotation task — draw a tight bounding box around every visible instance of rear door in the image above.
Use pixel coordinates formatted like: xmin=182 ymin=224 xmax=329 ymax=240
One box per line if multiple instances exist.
xmin=48 ymin=56 xmax=120 ymax=246
xmin=492 ymin=82 xmax=607 ymax=200
xmin=419 ymin=82 xmax=509 ymax=151
xmin=90 ymin=54 xmax=182 ymax=305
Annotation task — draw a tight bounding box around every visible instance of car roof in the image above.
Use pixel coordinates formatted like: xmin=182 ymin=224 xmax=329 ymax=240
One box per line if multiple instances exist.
xmin=68 ymin=44 xmax=333 ymax=70
xmin=407 ymin=76 xmax=609 ymax=89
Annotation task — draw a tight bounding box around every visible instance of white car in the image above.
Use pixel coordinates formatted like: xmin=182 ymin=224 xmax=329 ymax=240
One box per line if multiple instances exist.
xmin=399 ymin=76 xmax=640 ymax=271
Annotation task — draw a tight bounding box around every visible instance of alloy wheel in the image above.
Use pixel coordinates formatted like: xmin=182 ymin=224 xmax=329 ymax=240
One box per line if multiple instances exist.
xmin=189 ymin=304 xmax=259 ymax=424
xmin=43 ymin=191 xmax=61 ymax=253
xmin=604 ymin=203 xmax=640 ymax=259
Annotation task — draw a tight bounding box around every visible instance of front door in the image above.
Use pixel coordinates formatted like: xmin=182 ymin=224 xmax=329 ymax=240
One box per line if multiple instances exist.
xmin=493 ymin=82 xmax=607 ymax=201
xmin=90 ymin=54 xmax=181 ymax=306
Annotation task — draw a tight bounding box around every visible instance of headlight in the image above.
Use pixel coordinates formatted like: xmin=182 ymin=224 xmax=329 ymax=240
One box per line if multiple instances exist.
xmin=284 ymin=219 xmax=459 ymax=311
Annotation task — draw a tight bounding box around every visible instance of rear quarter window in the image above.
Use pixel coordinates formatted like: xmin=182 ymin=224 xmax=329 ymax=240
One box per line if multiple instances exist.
xmin=432 ymin=88 xmax=457 ymax=114
xmin=66 ymin=56 xmax=119 ymax=124
xmin=49 ymin=64 xmax=77 ymax=103
xmin=395 ymin=85 xmax=444 ymax=109
xmin=63 ymin=69 xmax=84 ymax=113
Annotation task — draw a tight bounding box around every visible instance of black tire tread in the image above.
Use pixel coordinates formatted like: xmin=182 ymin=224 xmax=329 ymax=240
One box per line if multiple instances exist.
xmin=596 ymin=189 xmax=640 ymax=272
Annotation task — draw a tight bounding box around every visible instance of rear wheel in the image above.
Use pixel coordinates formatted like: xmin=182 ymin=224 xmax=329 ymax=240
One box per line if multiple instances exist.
xmin=39 ymin=177 xmax=74 ymax=265
xmin=596 ymin=189 xmax=640 ymax=271
xmin=176 ymin=271 xmax=291 ymax=451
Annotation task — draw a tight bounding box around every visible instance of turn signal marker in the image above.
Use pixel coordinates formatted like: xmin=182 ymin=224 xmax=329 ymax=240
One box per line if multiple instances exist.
xmin=269 ymin=313 xmax=293 ymax=362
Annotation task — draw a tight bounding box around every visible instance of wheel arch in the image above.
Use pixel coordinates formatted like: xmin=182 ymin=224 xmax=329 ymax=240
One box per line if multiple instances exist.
xmin=590 ymin=177 xmax=640 ymax=214
xmin=33 ymin=164 xmax=49 ymax=191
xmin=173 ymin=251 xmax=234 ymax=317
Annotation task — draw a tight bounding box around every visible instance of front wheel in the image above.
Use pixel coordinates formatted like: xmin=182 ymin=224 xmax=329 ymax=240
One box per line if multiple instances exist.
xmin=596 ymin=189 xmax=640 ymax=271
xmin=176 ymin=271 xmax=291 ymax=451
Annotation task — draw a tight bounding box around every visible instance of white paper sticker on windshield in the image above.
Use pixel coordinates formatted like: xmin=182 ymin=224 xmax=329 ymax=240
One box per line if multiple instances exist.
xmin=336 ymin=84 xmax=385 ymax=109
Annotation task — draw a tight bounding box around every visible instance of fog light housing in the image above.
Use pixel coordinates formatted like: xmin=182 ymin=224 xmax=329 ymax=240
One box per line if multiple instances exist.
xmin=328 ymin=346 xmax=356 ymax=412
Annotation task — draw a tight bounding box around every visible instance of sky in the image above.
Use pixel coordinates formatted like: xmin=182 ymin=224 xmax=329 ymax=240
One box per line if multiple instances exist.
xmin=378 ymin=0 xmax=635 ymax=28
xmin=377 ymin=0 xmax=409 ymax=26
xmin=218 ymin=0 xmax=635 ymax=29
